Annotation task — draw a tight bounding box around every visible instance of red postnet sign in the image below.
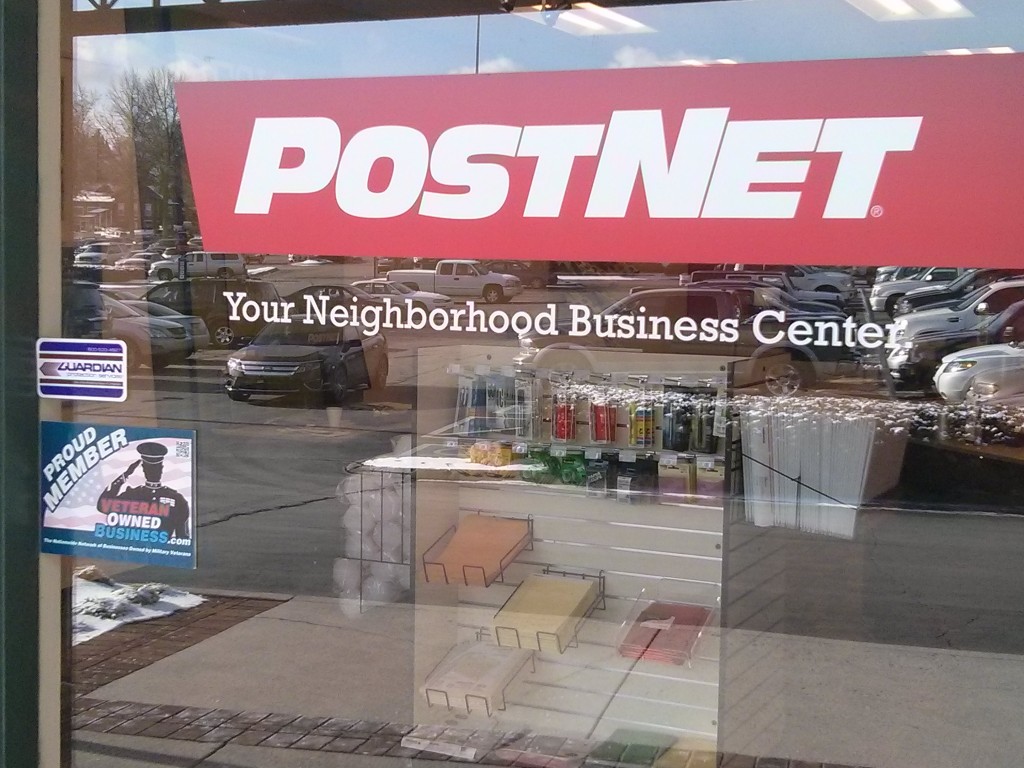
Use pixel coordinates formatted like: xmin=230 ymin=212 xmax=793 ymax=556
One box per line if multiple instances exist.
xmin=177 ymin=55 xmax=1024 ymax=267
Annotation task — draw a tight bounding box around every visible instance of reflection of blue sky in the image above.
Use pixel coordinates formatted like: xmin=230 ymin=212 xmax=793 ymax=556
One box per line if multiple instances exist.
xmin=75 ymin=0 xmax=1024 ymax=99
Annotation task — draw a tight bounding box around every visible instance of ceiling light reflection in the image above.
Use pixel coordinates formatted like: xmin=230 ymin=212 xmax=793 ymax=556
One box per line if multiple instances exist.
xmin=923 ymin=0 xmax=965 ymax=12
xmin=575 ymin=2 xmax=647 ymax=29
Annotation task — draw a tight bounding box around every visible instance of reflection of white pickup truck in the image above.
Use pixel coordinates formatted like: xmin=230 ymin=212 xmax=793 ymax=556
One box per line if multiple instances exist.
xmin=387 ymin=260 xmax=522 ymax=304
xmin=148 ymin=251 xmax=248 ymax=281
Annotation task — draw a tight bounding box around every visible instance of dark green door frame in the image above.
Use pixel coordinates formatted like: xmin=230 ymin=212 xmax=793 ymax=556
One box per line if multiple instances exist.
xmin=0 ymin=0 xmax=40 ymax=766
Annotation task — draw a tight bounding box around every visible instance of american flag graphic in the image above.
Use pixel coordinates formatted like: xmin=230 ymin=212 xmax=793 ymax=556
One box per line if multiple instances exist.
xmin=43 ymin=438 xmax=194 ymax=531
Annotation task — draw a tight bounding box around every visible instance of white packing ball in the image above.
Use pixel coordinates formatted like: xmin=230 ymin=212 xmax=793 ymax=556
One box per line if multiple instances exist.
xmin=337 ymin=475 xmax=364 ymax=500
xmin=333 ymin=558 xmax=363 ymax=593
xmin=360 ymin=490 xmax=384 ymax=524
xmin=361 ymin=536 xmax=381 ymax=561
xmin=362 ymin=576 xmax=400 ymax=604
xmin=343 ymin=534 xmax=363 ymax=559
xmin=369 ymin=561 xmax=400 ymax=582
xmin=379 ymin=487 xmax=403 ymax=526
xmin=370 ymin=520 xmax=384 ymax=545
xmin=379 ymin=522 xmax=404 ymax=562
xmin=391 ymin=434 xmax=413 ymax=454
xmin=337 ymin=596 xmax=362 ymax=619
xmin=341 ymin=505 xmax=364 ymax=534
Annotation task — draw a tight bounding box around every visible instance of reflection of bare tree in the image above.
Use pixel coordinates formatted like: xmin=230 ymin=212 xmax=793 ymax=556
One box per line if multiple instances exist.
xmin=103 ymin=68 xmax=194 ymax=238
xmin=72 ymin=87 xmax=109 ymax=189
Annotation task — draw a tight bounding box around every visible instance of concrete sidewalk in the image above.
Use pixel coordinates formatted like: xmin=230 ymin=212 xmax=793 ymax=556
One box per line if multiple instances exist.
xmin=70 ymin=592 xmax=758 ymax=768
xmin=78 ymin=587 xmax=1016 ymax=768
xmin=73 ymin=585 xmax=1024 ymax=768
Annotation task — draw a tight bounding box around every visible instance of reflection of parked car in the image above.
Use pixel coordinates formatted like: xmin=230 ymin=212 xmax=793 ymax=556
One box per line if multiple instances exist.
xmin=143 ymin=278 xmax=281 ymax=348
xmin=895 ymin=278 xmax=1024 ymax=343
xmin=351 ymin=279 xmax=452 ymax=309
xmin=934 ymin=336 xmax=1024 ymax=403
xmin=121 ymin=300 xmax=211 ymax=354
xmin=894 ymin=269 xmax=1023 ymax=316
xmin=73 ymin=252 xmax=108 ymax=267
xmin=519 ymin=286 xmax=849 ymax=395
xmin=143 ymin=238 xmax=180 ymax=254
xmin=374 ymin=257 xmax=415 ymax=275
xmin=102 ymin=295 xmax=191 ymax=370
xmin=481 ymin=260 xmax=552 ymax=290
xmin=966 ymin=364 xmax=1024 ymax=407
xmin=284 ymin=283 xmax=385 ymax=310
xmin=149 ymin=251 xmax=247 ymax=281
xmin=224 ymin=317 xmax=388 ymax=405
xmin=159 ymin=244 xmax=196 ymax=259
xmin=75 ymin=241 xmax=132 ymax=262
xmin=873 ymin=265 xmax=926 ymax=284
xmin=869 ymin=266 xmax=967 ymax=316
xmin=888 ymin=300 xmax=1024 ymax=390
xmin=113 ymin=256 xmax=152 ymax=270
xmin=287 ymin=255 xmax=332 ymax=265
xmin=689 ymin=270 xmax=845 ymax=308
xmin=64 ymin=281 xmax=106 ymax=338
xmin=683 ymin=279 xmax=844 ymax=316
xmin=733 ymin=264 xmax=855 ymax=296
xmin=387 ymin=259 xmax=522 ymax=304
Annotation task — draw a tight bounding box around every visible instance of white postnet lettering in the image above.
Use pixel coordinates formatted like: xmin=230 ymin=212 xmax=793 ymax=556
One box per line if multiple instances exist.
xmin=585 ymin=108 xmax=729 ymax=218
xmin=235 ymin=117 xmax=341 ymax=214
xmin=233 ymin=111 xmax=921 ymax=222
xmin=419 ymin=125 xmax=522 ymax=220
xmin=702 ymin=119 xmax=823 ymax=218
xmin=518 ymin=124 xmax=604 ymax=217
xmin=817 ymin=116 xmax=923 ymax=218
xmin=335 ymin=125 xmax=429 ymax=218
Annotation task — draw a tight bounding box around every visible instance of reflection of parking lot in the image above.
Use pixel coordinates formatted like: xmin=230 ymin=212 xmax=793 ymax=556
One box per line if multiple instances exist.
xmin=108 ymin=259 xmax=1024 ymax=407
xmin=103 ymin=262 xmax=892 ymax=403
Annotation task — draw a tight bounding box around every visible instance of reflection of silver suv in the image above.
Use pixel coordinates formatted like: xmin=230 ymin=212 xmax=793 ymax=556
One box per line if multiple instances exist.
xmin=734 ymin=264 xmax=854 ymax=296
xmin=75 ymin=241 xmax=132 ymax=264
xmin=149 ymin=251 xmax=247 ymax=281
xmin=869 ymin=266 xmax=966 ymax=316
xmin=63 ymin=281 xmax=106 ymax=338
xmin=895 ymin=278 xmax=1024 ymax=343
xmin=102 ymin=295 xmax=191 ymax=370
xmin=143 ymin=278 xmax=281 ymax=348
xmin=775 ymin=265 xmax=854 ymax=296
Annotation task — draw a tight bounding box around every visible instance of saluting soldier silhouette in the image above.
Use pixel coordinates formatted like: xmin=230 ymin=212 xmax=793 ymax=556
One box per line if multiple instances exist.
xmin=97 ymin=442 xmax=191 ymax=540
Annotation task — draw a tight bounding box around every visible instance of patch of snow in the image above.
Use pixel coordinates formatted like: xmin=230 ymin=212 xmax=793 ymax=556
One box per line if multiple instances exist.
xmin=73 ymin=576 xmax=204 ymax=645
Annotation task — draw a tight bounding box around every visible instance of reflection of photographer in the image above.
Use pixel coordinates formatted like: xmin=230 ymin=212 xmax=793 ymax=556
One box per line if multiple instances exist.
xmin=96 ymin=442 xmax=190 ymax=539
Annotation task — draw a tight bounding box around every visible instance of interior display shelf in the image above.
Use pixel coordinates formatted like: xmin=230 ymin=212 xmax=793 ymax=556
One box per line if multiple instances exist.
xmin=425 ymin=433 xmax=727 ymax=467
xmin=363 ymin=442 xmax=727 ymax=512
xmin=493 ymin=568 xmax=606 ymax=655
xmin=422 ymin=598 xmax=720 ymax=737
xmin=455 ymin=485 xmax=724 ymax=533
xmin=617 ymin=603 xmax=713 ymax=667
xmin=445 ymin=363 xmax=726 ymax=390
xmin=422 ymin=513 xmax=534 ymax=587
xmin=413 ymin=346 xmax=726 ymax=744
xmin=421 ymin=640 xmax=536 ymax=717
xmin=615 ymin=585 xmax=719 ymax=668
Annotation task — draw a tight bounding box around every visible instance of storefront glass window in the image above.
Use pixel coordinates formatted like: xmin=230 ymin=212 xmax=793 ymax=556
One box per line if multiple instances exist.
xmin=57 ymin=3 xmax=1024 ymax=767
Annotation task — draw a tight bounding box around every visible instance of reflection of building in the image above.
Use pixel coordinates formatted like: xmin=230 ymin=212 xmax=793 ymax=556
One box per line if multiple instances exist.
xmin=72 ymin=189 xmax=116 ymax=234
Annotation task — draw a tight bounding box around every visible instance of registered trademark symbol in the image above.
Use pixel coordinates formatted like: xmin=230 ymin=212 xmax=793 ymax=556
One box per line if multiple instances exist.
xmin=870 ymin=205 xmax=884 ymax=218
